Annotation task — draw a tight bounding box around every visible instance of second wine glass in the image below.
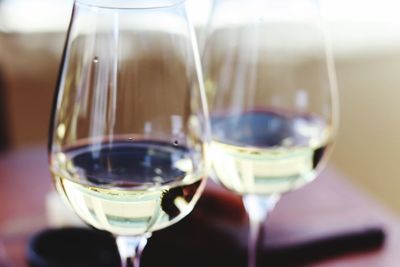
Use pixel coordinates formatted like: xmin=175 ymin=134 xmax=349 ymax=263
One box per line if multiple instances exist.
xmin=48 ymin=0 xmax=209 ymax=266
xmin=203 ymin=0 xmax=338 ymax=266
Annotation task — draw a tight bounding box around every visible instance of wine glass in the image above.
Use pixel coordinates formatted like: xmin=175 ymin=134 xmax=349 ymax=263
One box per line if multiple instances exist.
xmin=48 ymin=0 xmax=209 ymax=266
xmin=202 ymin=0 xmax=338 ymax=266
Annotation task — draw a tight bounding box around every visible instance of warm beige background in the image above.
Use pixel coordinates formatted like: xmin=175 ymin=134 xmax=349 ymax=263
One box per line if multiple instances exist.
xmin=2 ymin=0 xmax=400 ymax=214
xmin=331 ymin=51 xmax=400 ymax=212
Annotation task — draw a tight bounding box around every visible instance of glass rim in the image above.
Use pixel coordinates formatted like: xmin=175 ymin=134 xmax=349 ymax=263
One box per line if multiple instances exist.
xmin=75 ymin=0 xmax=186 ymax=9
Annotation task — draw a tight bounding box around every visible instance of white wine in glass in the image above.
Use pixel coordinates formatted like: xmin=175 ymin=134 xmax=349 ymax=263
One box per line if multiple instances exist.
xmin=203 ymin=0 xmax=338 ymax=266
xmin=48 ymin=0 xmax=209 ymax=266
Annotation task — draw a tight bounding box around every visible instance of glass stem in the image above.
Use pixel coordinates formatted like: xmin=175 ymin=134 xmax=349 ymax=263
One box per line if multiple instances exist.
xmin=242 ymin=194 xmax=280 ymax=267
xmin=116 ymin=235 xmax=149 ymax=267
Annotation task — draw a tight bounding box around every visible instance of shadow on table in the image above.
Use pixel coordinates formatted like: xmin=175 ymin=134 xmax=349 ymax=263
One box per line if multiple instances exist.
xmin=26 ymin=185 xmax=385 ymax=267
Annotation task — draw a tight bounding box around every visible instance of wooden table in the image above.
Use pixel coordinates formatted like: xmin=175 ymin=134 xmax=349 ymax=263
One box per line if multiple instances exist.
xmin=0 ymin=147 xmax=399 ymax=267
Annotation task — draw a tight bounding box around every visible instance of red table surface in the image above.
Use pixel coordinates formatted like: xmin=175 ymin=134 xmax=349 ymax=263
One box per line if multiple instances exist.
xmin=0 ymin=147 xmax=399 ymax=267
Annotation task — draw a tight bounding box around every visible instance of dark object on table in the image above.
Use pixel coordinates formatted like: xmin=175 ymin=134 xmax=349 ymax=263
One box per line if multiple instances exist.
xmin=27 ymin=228 xmax=120 ymax=267
xmin=143 ymin=187 xmax=386 ymax=267
xmin=143 ymin=217 xmax=385 ymax=267
xmin=260 ymin=227 xmax=385 ymax=266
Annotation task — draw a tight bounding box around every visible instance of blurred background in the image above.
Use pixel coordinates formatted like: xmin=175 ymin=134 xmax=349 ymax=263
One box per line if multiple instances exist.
xmin=0 ymin=0 xmax=400 ymax=213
